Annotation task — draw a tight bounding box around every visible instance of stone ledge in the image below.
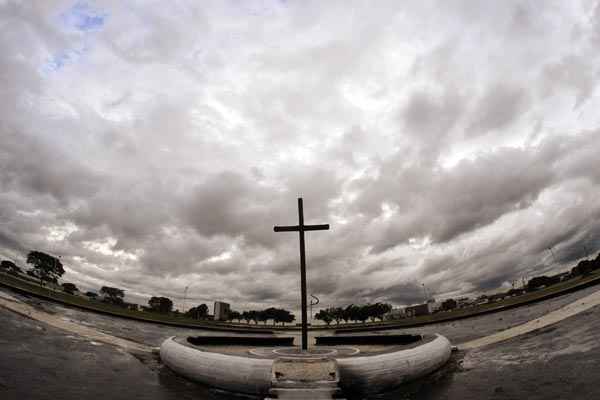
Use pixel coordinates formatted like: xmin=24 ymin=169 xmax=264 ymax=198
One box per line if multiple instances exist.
xmin=159 ymin=334 xmax=452 ymax=396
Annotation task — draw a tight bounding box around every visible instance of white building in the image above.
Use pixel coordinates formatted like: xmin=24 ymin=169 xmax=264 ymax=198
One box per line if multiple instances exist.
xmin=385 ymin=307 xmax=406 ymax=320
xmin=213 ymin=301 xmax=230 ymax=321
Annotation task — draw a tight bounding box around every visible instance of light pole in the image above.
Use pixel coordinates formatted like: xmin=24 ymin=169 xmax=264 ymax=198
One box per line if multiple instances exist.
xmin=547 ymin=247 xmax=557 ymax=264
xmin=310 ymin=294 xmax=319 ymax=325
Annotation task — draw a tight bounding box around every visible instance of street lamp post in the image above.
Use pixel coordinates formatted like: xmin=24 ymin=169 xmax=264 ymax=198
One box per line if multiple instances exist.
xmin=309 ymin=294 xmax=319 ymax=325
xmin=548 ymin=247 xmax=557 ymax=264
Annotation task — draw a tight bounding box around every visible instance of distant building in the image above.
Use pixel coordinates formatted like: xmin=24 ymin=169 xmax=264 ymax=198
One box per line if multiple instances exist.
xmin=441 ymin=298 xmax=457 ymax=311
xmin=405 ymin=298 xmax=445 ymax=317
xmin=405 ymin=303 xmax=431 ymax=317
xmin=426 ymin=298 xmax=442 ymax=313
xmin=124 ymin=302 xmax=139 ymax=311
xmin=456 ymin=297 xmax=472 ymax=308
xmin=213 ymin=301 xmax=230 ymax=321
xmin=385 ymin=307 xmax=406 ymax=320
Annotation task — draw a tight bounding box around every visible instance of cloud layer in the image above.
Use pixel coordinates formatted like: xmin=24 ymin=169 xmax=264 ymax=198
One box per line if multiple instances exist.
xmin=2 ymin=0 xmax=600 ymax=311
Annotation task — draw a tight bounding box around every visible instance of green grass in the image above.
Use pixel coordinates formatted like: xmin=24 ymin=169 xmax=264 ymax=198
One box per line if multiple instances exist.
xmin=332 ymin=270 xmax=600 ymax=331
xmin=2 ymin=269 xmax=600 ymax=332
xmin=0 ymin=272 xmax=270 ymax=332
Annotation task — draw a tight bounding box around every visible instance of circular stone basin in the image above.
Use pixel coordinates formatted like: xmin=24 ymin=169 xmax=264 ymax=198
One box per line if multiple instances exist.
xmin=273 ymin=347 xmax=338 ymax=357
xmin=160 ymin=333 xmax=452 ymax=396
xmin=248 ymin=346 xmax=360 ymax=358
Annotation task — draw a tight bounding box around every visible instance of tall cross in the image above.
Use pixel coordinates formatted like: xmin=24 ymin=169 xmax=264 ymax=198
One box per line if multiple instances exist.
xmin=274 ymin=198 xmax=329 ymax=351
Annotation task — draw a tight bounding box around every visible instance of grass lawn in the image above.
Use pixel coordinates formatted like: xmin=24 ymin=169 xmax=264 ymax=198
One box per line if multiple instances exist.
xmin=0 ymin=272 xmax=270 ymax=332
xmin=333 ymin=270 xmax=600 ymax=332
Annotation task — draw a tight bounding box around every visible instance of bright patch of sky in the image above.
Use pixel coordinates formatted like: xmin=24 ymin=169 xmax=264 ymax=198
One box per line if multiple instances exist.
xmin=43 ymin=223 xmax=79 ymax=242
xmin=60 ymin=1 xmax=107 ymax=32
xmin=42 ymin=1 xmax=108 ymax=73
xmin=82 ymin=237 xmax=138 ymax=261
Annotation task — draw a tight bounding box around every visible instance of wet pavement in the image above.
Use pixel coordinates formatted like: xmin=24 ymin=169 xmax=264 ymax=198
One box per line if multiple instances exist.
xmin=1 ymin=285 xmax=600 ymax=399
xmin=393 ymin=303 xmax=600 ymax=400
xmin=0 ymin=306 xmax=240 ymax=400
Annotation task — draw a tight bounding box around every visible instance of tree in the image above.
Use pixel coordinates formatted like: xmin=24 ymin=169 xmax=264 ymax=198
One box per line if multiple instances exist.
xmin=26 ymin=251 xmax=65 ymax=286
xmin=571 ymin=260 xmax=594 ymax=277
xmin=0 ymin=260 xmax=21 ymax=275
xmin=356 ymin=305 xmax=370 ymax=323
xmin=373 ymin=303 xmax=392 ymax=321
xmin=241 ymin=311 xmax=252 ymax=324
xmin=247 ymin=310 xmax=259 ymax=324
xmin=315 ymin=309 xmax=333 ymax=325
xmin=330 ymin=307 xmax=344 ymax=325
xmin=228 ymin=310 xmax=241 ymax=322
xmin=256 ymin=310 xmax=269 ymax=325
xmin=343 ymin=304 xmax=360 ymax=323
xmin=148 ymin=296 xmax=173 ymax=313
xmin=527 ymin=275 xmax=558 ymax=291
xmin=280 ymin=309 xmax=295 ymax=326
xmin=185 ymin=304 xmax=209 ymax=319
xmin=366 ymin=304 xmax=379 ymax=322
xmin=61 ymin=282 xmax=78 ymax=295
xmin=272 ymin=308 xmax=295 ymax=326
xmin=85 ymin=291 xmax=98 ymax=299
xmin=441 ymin=298 xmax=457 ymax=311
xmin=100 ymin=286 xmax=125 ymax=306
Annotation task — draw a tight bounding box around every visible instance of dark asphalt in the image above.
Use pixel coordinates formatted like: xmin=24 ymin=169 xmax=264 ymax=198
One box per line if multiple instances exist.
xmin=391 ymin=303 xmax=600 ymax=400
xmin=2 ymin=286 xmax=600 ymax=399
xmin=0 ymin=307 xmax=252 ymax=400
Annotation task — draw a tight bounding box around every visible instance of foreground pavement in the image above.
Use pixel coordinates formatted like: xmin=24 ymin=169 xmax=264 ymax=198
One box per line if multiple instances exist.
xmin=1 ymin=286 xmax=600 ymax=399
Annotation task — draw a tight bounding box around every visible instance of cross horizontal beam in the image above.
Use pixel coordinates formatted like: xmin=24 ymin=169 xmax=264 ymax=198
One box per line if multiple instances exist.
xmin=274 ymin=224 xmax=330 ymax=232
xmin=273 ymin=198 xmax=330 ymax=351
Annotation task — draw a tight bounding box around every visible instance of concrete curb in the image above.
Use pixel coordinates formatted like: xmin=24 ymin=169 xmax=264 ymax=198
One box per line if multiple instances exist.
xmin=458 ymin=287 xmax=600 ymax=350
xmin=0 ymin=296 xmax=152 ymax=353
xmin=337 ymin=334 xmax=452 ymax=395
xmin=160 ymin=334 xmax=452 ymax=396
xmin=160 ymin=337 xmax=274 ymax=395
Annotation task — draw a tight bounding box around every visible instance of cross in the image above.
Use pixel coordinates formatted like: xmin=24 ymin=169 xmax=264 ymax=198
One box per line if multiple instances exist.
xmin=274 ymin=198 xmax=329 ymax=351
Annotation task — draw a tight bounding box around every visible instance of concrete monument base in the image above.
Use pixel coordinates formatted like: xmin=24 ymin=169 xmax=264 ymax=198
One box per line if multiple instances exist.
xmin=160 ymin=334 xmax=452 ymax=398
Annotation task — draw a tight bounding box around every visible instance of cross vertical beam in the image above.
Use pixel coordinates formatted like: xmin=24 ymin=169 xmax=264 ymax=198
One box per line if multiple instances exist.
xmin=298 ymin=198 xmax=308 ymax=351
xmin=274 ymin=198 xmax=329 ymax=351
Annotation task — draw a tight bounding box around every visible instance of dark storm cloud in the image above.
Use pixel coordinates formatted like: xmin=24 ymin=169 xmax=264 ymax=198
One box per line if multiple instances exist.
xmin=402 ymin=87 xmax=464 ymax=141
xmin=0 ymin=231 xmax=25 ymax=253
xmin=0 ymin=131 xmax=103 ymax=204
xmin=337 ymin=281 xmax=426 ymax=306
xmin=467 ymin=84 xmax=530 ymax=137
xmin=355 ymin=144 xmax=555 ymax=252
xmin=540 ymin=55 xmax=597 ymax=109
xmin=182 ymin=168 xmax=341 ymax=246
xmin=1 ymin=1 xmax=600 ymax=309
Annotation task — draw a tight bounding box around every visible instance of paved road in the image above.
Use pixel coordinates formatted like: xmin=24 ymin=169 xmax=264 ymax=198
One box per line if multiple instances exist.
xmin=2 ymin=286 xmax=600 ymax=399
xmin=0 ymin=306 xmax=240 ymax=400
xmin=393 ymin=302 xmax=600 ymax=400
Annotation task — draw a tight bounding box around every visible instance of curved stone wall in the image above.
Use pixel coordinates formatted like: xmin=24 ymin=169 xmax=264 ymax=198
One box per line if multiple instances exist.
xmin=160 ymin=337 xmax=274 ymax=395
xmin=160 ymin=334 xmax=452 ymax=396
xmin=336 ymin=334 xmax=452 ymax=395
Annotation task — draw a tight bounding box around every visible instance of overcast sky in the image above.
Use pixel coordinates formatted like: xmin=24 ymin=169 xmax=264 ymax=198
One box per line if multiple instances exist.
xmin=2 ymin=0 xmax=600 ymax=312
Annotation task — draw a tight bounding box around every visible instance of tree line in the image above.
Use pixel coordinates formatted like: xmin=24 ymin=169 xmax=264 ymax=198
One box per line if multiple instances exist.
xmin=236 ymin=308 xmax=296 ymax=325
xmin=314 ymin=303 xmax=392 ymax=325
xmin=3 ymin=249 xmax=600 ymax=325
